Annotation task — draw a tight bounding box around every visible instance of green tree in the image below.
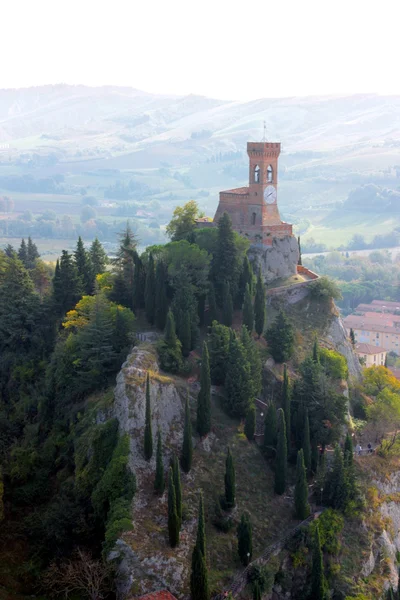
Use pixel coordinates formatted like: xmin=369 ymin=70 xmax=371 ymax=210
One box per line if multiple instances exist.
xmin=207 ymin=283 xmax=218 ymax=325
xmin=242 ymin=283 xmax=254 ymax=332
xmin=197 ymin=342 xmax=211 ymax=437
xmin=225 ymin=333 xmax=252 ymax=417
xmin=294 ymin=449 xmax=310 ymax=519
xmin=313 ymin=336 xmax=320 ymax=364
xmin=253 ymin=582 xmax=261 ymax=600
xmin=154 ymin=429 xmax=165 ymax=494
xmin=171 ymin=269 xmax=198 ymax=355
xmin=222 ymin=281 xmax=233 ymax=327
xmin=254 ymin=270 xmax=266 ymax=338
xmin=74 ymin=236 xmax=93 ymax=294
xmin=326 ymin=445 xmax=348 ymax=511
xmin=344 ymin=432 xmax=353 ymax=467
xmin=211 ymin=212 xmax=241 ymax=306
xmin=89 ymin=237 xmax=108 ymax=276
xmin=349 ymin=328 xmax=355 ymax=346
xmin=167 ymin=467 xmax=180 ymax=547
xmin=263 ymin=402 xmax=277 ymax=457
xmin=157 ymin=310 xmax=183 ymax=373
xmin=144 ymin=373 xmax=153 ymax=460
xmin=224 ymin=447 xmax=236 ymax=509
xmin=237 ymin=255 xmax=253 ymax=308
xmin=172 ymin=454 xmax=182 ymax=524
xmin=237 ymin=513 xmax=252 ymax=566
xmin=54 ymin=250 xmax=82 ymax=315
xmin=265 ymin=310 xmax=294 ymax=363
xmin=241 ymin=325 xmax=262 ymax=399
xmin=166 ymin=200 xmax=200 ymax=242
xmin=181 ymin=394 xmax=193 ymax=473
xmin=297 ymin=236 xmax=302 ymax=266
xmin=18 ymin=238 xmax=28 ymax=267
xmin=145 ymin=253 xmax=156 ymax=325
xmin=303 ymin=409 xmax=311 ymax=474
xmin=310 ymin=524 xmax=327 ymax=600
xmin=190 ymin=492 xmax=209 ymax=600
xmin=27 ymin=236 xmax=40 ymax=269
xmin=275 ymin=409 xmax=287 ymax=495
xmin=208 ymin=321 xmax=230 ymax=385
xmin=111 ymin=224 xmax=137 ymax=309
xmin=133 ymin=252 xmax=145 ymax=310
xmin=282 ymin=364 xmax=291 ymax=455
xmin=244 ymin=403 xmax=256 ymax=441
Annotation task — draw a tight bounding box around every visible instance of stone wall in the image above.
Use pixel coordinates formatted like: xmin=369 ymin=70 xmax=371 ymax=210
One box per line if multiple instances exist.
xmin=249 ymin=235 xmax=299 ymax=284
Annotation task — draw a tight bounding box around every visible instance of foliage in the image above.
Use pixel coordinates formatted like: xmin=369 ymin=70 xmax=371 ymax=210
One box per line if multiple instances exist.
xmin=224 ymin=447 xmax=236 ymax=509
xmin=282 ymin=364 xmax=291 ymax=455
xmin=224 ymin=332 xmax=252 ymax=417
xmin=303 ymin=409 xmax=311 ymax=474
xmin=166 ymin=200 xmax=200 ymax=242
xmin=311 ymin=524 xmax=328 ymax=600
xmin=145 ymin=252 xmax=156 ymax=325
xmin=222 ymin=281 xmax=233 ymax=327
xmin=242 ymin=283 xmax=254 ymax=332
xmin=191 ymin=492 xmax=209 ymax=600
xmin=155 ymin=260 xmax=169 ymax=330
xmin=309 ymin=276 xmax=342 ymax=301
xmin=157 ymin=310 xmax=183 ymax=373
xmin=172 ymin=454 xmax=182 ymax=524
xmin=244 ymin=403 xmax=256 ymax=441
xmin=181 ymin=394 xmax=193 ymax=472
xmin=263 ymin=402 xmax=277 ymax=457
xmin=275 ymin=409 xmax=287 ymax=495
xmin=167 ymin=467 xmax=180 ymax=547
xmin=154 ymin=429 xmax=165 ymax=494
xmin=197 ymin=342 xmax=211 ymax=437
xmin=294 ymin=449 xmax=310 ymax=519
xmin=211 ymin=212 xmax=242 ymax=306
xmin=311 ymin=509 xmax=344 ymax=556
xmin=241 ymin=325 xmax=262 ymax=400
xmin=208 ymin=321 xmax=230 ymax=385
xmin=319 ymin=347 xmax=348 ymax=380
xmin=254 ymin=270 xmax=266 ymax=337
xmin=265 ymin=310 xmax=295 ymax=363
xmin=237 ymin=512 xmax=253 ymax=565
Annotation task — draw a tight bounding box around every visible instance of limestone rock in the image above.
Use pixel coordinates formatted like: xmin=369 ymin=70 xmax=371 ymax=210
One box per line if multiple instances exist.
xmin=325 ymin=315 xmax=363 ymax=380
xmin=249 ymin=235 xmax=299 ymax=284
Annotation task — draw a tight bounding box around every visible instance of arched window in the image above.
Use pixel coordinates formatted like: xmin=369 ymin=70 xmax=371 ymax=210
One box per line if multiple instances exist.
xmin=254 ymin=165 xmax=260 ymax=183
xmin=251 ymin=212 xmax=256 ymax=225
xmin=267 ymin=164 xmax=273 ymax=182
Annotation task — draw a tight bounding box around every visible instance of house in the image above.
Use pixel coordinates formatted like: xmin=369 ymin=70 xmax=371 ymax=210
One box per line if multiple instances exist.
xmin=354 ymin=343 xmax=387 ymax=367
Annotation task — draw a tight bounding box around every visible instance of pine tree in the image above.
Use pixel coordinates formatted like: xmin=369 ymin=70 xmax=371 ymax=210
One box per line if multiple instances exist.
xmin=167 ymin=467 xmax=180 ymax=547
xmin=344 ymin=432 xmax=353 ymax=467
xmin=242 ymin=283 xmax=254 ymax=332
xmin=197 ymin=342 xmax=211 ymax=437
xmin=241 ymin=325 xmax=262 ymax=400
xmin=237 ymin=513 xmax=252 ymax=565
xmin=89 ymin=237 xmax=108 ymax=276
xmin=263 ymin=402 xmax=277 ymax=457
xmin=282 ymin=364 xmax=291 ymax=455
xmin=254 ymin=270 xmax=266 ymax=338
xmin=74 ymin=236 xmax=93 ymax=293
xmin=244 ymin=403 xmax=256 ymax=441
xmin=145 ymin=253 xmax=156 ymax=325
xmin=349 ymin=328 xmax=355 ymax=346
xmin=111 ymin=224 xmax=137 ymax=309
xmin=56 ymin=250 xmax=82 ymax=315
xmin=154 ymin=429 xmax=165 ymax=493
xmin=265 ymin=310 xmax=295 ymax=363
xmin=294 ymin=449 xmax=310 ymax=519
xmin=275 ymin=408 xmax=287 ymax=495
xmin=27 ymin=236 xmax=39 ymax=269
xmin=172 ymin=454 xmax=182 ymax=523
xmin=225 ymin=333 xmax=252 ymax=417
xmin=190 ymin=492 xmax=209 ymax=600
xmin=158 ymin=310 xmax=183 ymax=373
xmin=207 ymin=283 xmax=218 ymax=325
xmin=224 ymin=447 xmax=236 ymax=509
xmin=312 ymin=336 xmax=320 ymax=364
xmin=181 ymin=394 xmax=193 ymax=472
xmin=144 ymin=373 xmax=153 ymax=460
xmin=297 ymin=236 xmax=302 ymax=266
xmin=302 ymin=409 xmax=311 ymax=475
xmin=311 ymin=524 xmax=327 ymax=600
xmin=222 ymin=281 xmax=233 ymax=327
xmin=18 ymin=239 xmax=28 ymax=267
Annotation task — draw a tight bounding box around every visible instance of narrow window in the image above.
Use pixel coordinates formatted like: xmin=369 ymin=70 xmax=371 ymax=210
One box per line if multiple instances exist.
xmin=251 ymin=212 xmax=256 ymax=225
xmin=267 ymin=164 xmax=273 ymax=182
xmin=254 ymin=165 xmax=260 ymax=183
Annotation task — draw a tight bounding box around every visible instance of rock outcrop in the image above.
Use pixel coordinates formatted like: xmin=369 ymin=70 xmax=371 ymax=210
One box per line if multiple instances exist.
xmin=249 ymin=236 xmax=299 ymax=284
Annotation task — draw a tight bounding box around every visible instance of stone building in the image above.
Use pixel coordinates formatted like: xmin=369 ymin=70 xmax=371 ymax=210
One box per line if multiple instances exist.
xmin=197 ymin=140 xmax=299 ymax=282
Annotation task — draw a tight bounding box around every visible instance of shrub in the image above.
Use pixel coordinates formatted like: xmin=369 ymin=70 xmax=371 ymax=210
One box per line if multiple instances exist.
xmin=319 ymin=347 xmax=349 ymax=380
xmin=309 ymin=276 xmax=342 ymax=301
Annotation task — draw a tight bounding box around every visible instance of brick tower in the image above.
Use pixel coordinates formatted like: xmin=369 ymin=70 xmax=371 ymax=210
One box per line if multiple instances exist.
xmin=212 ymin=141 xmax=293 ymax=246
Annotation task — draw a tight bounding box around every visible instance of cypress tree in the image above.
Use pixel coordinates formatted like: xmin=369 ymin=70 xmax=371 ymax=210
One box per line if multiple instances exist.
xmin=190 ymin=492 xmax=209 ymax=600
xmin=89 ymin=237 xmax=108 ymax=276
xmin=225 ymin=333 xmax=252 ymax=417
xmin=349 ymin=328 xmax=355 ymax=346
xmin=237 ymin=254 xmax=254 ymax=307
xmin=242 ymin=283 xmax=254 ymax=332
xmin=167 ymin=467 xmax=180 ymax=547
xmin=197 ymin=342 xmax=211 ymax=437
xmin=224 ymin=447 xmax=236 ymax=509
xmin=303 ymin=409 xmax=311 ymax=475
xmin=144 ymin=373 xmax=153 ymax=460
xmin=211 ymin=211 xmax=240 ymax=306
xmin=133 ymin=252 xmax=145 ymax=310
xmin=253 ymin=582 xmax=261 ymax=600
xmin=208 ymin=321 xmax=230 ymax=385
xmin=344 ymin=432 xmax=354 ymax=467
xmin=154 ymin=429 xmax=165 ymax=493
xmin=172 ymin=454 xmax=182 ymax=524
xmin=74 ymin=236 xmax=92 ymax=293
xmin=155 ymin=260 xmax=168 ymax=330
xmin=27 ymin=236 xmax=39 ymax=269
xmin=222 ymin=281 xmax=233 ymax=327
xmin=158 ymin=310 xmax=183 ymax=373
xmin=294 ymin=449 xmax=310 ymax=519
xmin=274 ymin=408 xmax=287 ymax=495
xmin=207 ymin=283 xmax=218 ymax=325
xmin=180 ymin=310 xmax=192 ymax=357
xmin=326 ymin=445 xmax=348 ymax=511
xmin=181 ymin=394 xmax=193 ymax=473
xmin=282 ymin=364 xmax=291 ymax=455
xmin=312 ymin=336 xmax=320 ymax=364
xmin=254 ymin=270 xmax=266 ymax=338
xmin=58 ymin=250 xmax=82 ymax=315
xmin=111 ymin=224 xmax=137 ymax=310
xmin=265 ymin=310 xmax=295 ymax=363
xmin=18 ymin=238 xmax=28 ymax=267
xmin=145 ymin=253 xmax=156 ymax=325
xmin=241 ymin=325 xmax=262 ymax=400
xmin=237 ymin=513 xmax=252 ymax=566
xmin=198 ymin=293 xmax=206 ymax=327
xmin=297 ymin=236 xmax=302 ymax=266
xmin=311 ymin=439 xmax=319 ymax=474
xmin=387 ymin=588 xmax=395 ymax=600
xmin=263 ymin=401 xmax=277 ymax=457
xmin=311 ymin=524 xmax=327 ymax=600
xmin=244 ymin=403 xmax=256 ymax=441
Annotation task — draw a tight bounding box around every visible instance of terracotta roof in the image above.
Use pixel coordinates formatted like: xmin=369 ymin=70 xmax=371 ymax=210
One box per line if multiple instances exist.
xmin=220 ymin=187 xmax=249 ymax=195
xmin=135 ymin=592 xmax=178 ymax=600
xmin=344 ymin=315 xmax=400 ymax=334
xmin=372 ymin=300 xmax=400 ymax=309
xmin=355 ymin=343 xmax=387 ymax=355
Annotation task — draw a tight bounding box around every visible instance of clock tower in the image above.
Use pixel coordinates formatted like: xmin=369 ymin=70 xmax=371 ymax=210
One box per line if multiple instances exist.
xmin=212 ymin=140 xmax=293 ymax=246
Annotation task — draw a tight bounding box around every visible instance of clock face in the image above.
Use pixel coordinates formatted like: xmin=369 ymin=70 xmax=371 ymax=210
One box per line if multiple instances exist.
xmin=264 ymin=185 xmax=277 ymax=204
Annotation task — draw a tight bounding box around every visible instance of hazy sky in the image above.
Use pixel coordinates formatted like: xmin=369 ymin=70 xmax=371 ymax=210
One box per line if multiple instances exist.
xmin=2 ymin=0 xmax=399 ymax=100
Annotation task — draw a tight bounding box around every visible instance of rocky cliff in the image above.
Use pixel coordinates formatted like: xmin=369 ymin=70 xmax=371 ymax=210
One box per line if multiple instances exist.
xmin=249 ymin=236 xmax=299 ymax=284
